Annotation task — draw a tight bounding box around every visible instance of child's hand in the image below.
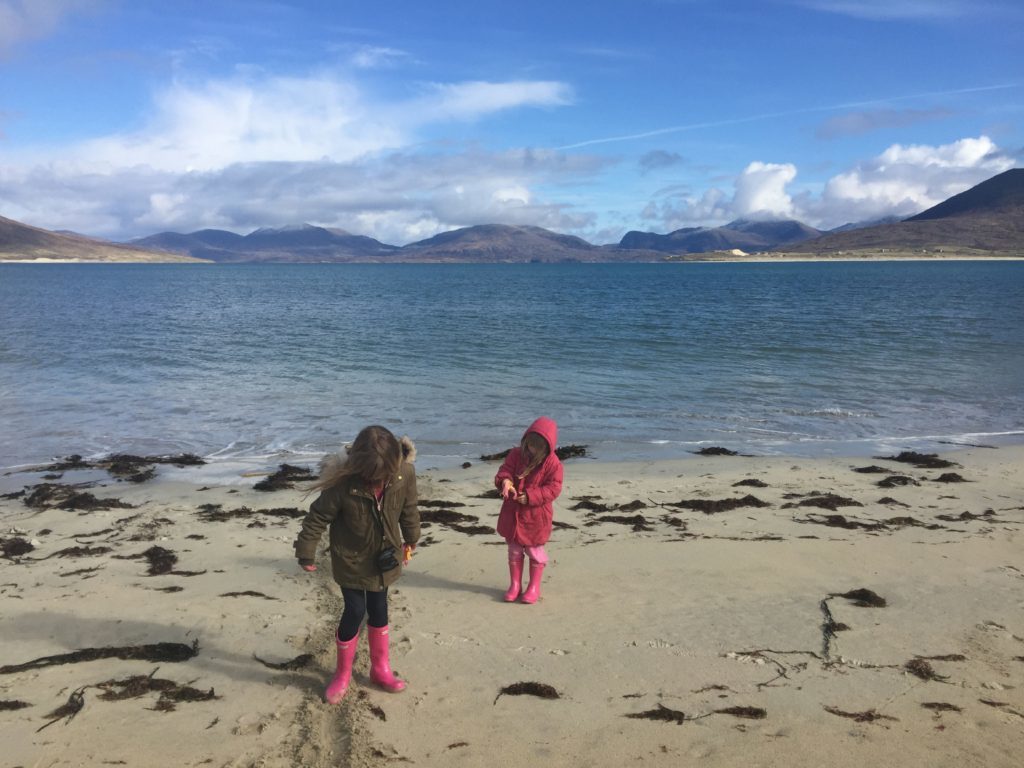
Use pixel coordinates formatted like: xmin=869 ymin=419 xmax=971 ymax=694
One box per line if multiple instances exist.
xmin=501 ymin=479 xmax=516 ymax=500
xmin=300 ymin=563 xmax=317 ymax=572
xmin=516 ymin=492 xmax=528 ymax=505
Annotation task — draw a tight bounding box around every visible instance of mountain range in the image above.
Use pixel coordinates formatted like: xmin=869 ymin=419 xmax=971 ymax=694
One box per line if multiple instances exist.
xmin=1 ymin=168 xmax=1021 ymax=263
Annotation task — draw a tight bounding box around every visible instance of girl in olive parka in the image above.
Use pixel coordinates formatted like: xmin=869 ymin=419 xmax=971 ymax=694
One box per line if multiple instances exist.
xmin=294 ymin=425 xmax=420 ymax=704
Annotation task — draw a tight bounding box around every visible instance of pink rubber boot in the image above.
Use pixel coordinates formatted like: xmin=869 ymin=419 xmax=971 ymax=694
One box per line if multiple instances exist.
xmin=520 ymin=561 xmax=545 ymax=604
xmin=367 ymin=625 xmax=406 ymax=693
xmin=504 ymin=554 xmax=525 ymax=602
xmin=325 ymin=633 xmax=358 ymax=704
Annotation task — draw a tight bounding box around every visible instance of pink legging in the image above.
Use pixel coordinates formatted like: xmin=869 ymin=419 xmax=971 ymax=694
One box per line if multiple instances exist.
xmin=507 ymin=540 xmax=548 ymax=565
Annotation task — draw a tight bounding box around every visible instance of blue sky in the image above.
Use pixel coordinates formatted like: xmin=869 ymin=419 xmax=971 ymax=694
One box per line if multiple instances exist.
xmin=1 ymin=0 xmax=1021 ymax=245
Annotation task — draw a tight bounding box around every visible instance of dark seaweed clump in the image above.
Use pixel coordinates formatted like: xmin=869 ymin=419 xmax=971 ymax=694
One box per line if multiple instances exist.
xmin=1 ymin=640 xmax=199 ymax=674
xmin=782 ymin=493 xmax=863 ymax=512
xmin=1 ymin=536 xmax=35 ymax=559
xmin=692 ymin=447 xmax=737 ymax=456
xmin=934 ymin=473 xmax=968 ymax=483
xmin=733 ymin=479 xmax=768 ymax=488
xmin=585 ymin=514 xmax=654 ymax=532
xmin=823 ymin=705 xmax=897 ymax=723
xmin=877 ymin=475 xmax=919 ymax=488
xmin=0 ymin=699 xmax=31 ymax=711
xmin=254 ymin=653 xmax=315 ymax=671
xmin=852 ymin=465 xmax=891 ymax=474
xmin=666 ymin=495 xmax=769 ymax=514
xmin=480 ymin=449 xmax=512 ymax=462
xmin=830 ymin=588 xmax=887 ymax=607
xmin=254 ymin=464 xmax=315 ymax=491
xmin=876 ymin=451 xmax=957 ymax=469
xmin=23 ymin=483 xmax=134 ymax=511
xmin=36 ymin=688 xmax=86 ymax=732
xmin=626 ymin=703 xmax=687 ymax=724
xmin=904 ymin=659 xmax=949 ymax=682
xmin=95 ymin=670 xmax=217 ymax=711
xmin=493 ymin=681 xmax=560 ymax=705
xmin=555 ymin=444 xmax=588 ymax=460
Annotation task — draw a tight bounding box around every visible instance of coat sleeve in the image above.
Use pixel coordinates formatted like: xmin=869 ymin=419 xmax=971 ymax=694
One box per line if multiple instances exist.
xmin=294 ymin=488 xmax=339 ymax=562
xmin=527 ymin=460 xmax=563 ymax=506
xmin=494 ymin=448 xmax=520 ymax=488
xmin=399 ymin=464 xmax=420 ymax=546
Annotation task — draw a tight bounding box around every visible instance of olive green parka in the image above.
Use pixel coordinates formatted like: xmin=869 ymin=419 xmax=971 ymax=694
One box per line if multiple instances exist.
xmin=295 ymin=450 xmax=419 ymax=591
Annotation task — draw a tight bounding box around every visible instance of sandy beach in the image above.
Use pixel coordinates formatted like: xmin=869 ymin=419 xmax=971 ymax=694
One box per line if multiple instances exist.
xmin=2 ymin=445 xmax=1023 ymax=767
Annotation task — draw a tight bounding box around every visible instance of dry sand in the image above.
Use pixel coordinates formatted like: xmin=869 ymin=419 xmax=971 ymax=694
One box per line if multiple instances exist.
xmin=2 ymin=445 xmax=1022 ymax=767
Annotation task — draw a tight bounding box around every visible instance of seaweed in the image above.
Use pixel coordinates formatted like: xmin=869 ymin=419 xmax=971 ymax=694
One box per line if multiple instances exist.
xmin=571 ymin=500 xmax=613 ymax=512
xmin=733 ymin=479 xmax=768 ymax=488
xmin=446 ymin=522 xmax=495 ymax=536
xmin=921 ymin=702 xmax=962 ymax=713
xmin=368 ymin=703 xmax=386 ymax=721
xmin=37 ymin=454 xmax=92 ymax=472
xmin=36 ymin=687 xmax=86 ymax=732
xmin=617 ymin=500 xmax=648 ymax=513
xmin=219 ymin=591 xmax=279 ymax=600
xmin=44 ymin=545 xmax=113 ymax=559
xmin=823 ymin=705 xmax=897 ymax=724
xmin=584 ymin=514 xmax=653 ymax=532
xmin=881 ymin=516 xmax=943 ymax=530
xmin=420 ymin=509 xmax=480 ymax=525
xmin=935 ymin=510 xmax=995 ymax=522
xmin=253 ymin=653 xmax=315 ymax=671
xmin=852 ymin=465 xmax=890 ymax=474
xmin=1 ymin=489 xmax=26 ymax=500
xmin=253 ymin=464 xmax=315 ymax=492
xmin=95 ymin=671 xmax=179 ymax=701
xmin=472 ymin=489 xmax=502 ymax=499
xmin=877 ymin=475 xmax=920 ymax=488
xmin=915 ymin=654 xmax=966 ymax=662
xmin=585 ymin=514 xmax=647 ymax=532
xmin=555 ymin=444 xmax=588 ymax=460
xmin=493 ymin=681 xmax=560 ymax=705
xmin=693 ymin=447 xmax=737 ymax=456
xmin=796 ymin=514 xmax=885 ymax=531
xmin=904 ymin=659 xmax=948 ymax=681
xmin=0 ymin=699 xmax=31 ymax=711
xmin=877 ymin=497 xmax=910 ymax=507
xmin=58 ymin=566 xmax=104 ymax=578
xmin=1 ymin=536 xmax=34 ymax=559
xmin=666 ymin=495 xmax=769 ymax=514
xmin=24 ymin=483 xmax=134 ymax=511
xmin=934 ymin=473 xmax=968 ymax=483
xmin=149 ymin=684 xmax=217 ymax=711
xmin=715 ymin=706 xmax=767 ymax=720
xmin=625 ymin=703 xmax=687 ymax=724
xmin=551 ymin=520 xmax=578 ymax=530
xmin=831 ymin=588 xmax=887 ymax=607
xmin=419 ymin=499 xmax=468 ymax=508
xmin=876 ymin=452 xmax=957 ymax=469
xmin=447 ymin=742 xmax=469 ymax=749
xmin=782 ymin=494 xmax=863 ymax=512
xmin=196 ymin=504 xmax=304 ymax=523
xmin=1 ymin=640 xmax=199 ymax=674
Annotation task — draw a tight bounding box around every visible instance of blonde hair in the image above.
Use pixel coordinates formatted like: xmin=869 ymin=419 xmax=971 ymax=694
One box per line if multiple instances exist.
xmin=519 ymin=432 xmax=550 ymax=476
xmin=309 ymin=425 xmax=402 ymax=494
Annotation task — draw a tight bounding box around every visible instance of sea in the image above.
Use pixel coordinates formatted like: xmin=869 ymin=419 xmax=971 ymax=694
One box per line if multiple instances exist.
xmin=1 ymin=261 xmax=1023 ymax=481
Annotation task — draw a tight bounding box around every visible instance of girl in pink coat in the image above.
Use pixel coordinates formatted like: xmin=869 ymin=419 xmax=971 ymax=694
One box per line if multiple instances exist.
xmin=495 ymin=417 xmax=564 ymax=604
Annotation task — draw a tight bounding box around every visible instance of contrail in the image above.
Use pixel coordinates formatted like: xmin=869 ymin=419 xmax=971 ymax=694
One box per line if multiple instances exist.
xmin=555 ymin=83 xmax=1019 ymax=150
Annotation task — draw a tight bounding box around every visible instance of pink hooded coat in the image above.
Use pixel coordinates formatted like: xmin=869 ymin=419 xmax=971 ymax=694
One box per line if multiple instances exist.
xmin=495 ymin=417 xmax=564 ymax=546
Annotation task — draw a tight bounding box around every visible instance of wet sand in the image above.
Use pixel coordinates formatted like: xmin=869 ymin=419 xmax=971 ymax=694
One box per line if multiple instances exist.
xmin=2 ymin=445 xmax=1022 ymax=767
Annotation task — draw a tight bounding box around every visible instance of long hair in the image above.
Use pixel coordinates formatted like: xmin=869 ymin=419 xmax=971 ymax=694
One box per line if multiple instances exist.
xmin=518 ymin=431 xmax=550 ymax=478
xmin=309 ymin=425 xmax=402 ymax=494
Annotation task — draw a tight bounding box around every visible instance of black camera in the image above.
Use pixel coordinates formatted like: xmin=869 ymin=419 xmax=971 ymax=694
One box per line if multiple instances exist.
xmin=377 ymin=545 xmax=400 ymax=571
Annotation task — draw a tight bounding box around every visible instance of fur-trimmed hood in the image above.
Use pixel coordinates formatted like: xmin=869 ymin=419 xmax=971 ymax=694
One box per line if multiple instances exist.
xmin=318 ymin=435 xmax=417 ymax=478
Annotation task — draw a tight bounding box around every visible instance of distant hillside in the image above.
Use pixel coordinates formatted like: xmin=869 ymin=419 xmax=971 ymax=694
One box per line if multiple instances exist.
xmin=784 ymin=168 xmax=1024 ymax=255
xmin=399 ymin=224 xmax=667 ymax=262
xmin=134 ymin=224 xmax=399 ymax=262
xmin=0 ymin=215 xmax=204 ymax=263
xmin=620 ymin=219 xmax=822 ymax=254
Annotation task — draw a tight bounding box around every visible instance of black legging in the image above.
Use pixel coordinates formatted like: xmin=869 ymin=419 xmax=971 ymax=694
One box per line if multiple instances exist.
xmin=338 ymin=587 xmax=389 ymax=641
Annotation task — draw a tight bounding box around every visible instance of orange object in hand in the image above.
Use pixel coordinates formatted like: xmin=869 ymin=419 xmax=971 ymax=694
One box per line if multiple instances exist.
xmin=403 ymin=544 xmax=413 ymax=564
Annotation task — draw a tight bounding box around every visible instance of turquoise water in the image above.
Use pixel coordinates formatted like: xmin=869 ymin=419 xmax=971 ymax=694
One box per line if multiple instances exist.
xmin=1 ymin=261 xmax=1022 ymax=470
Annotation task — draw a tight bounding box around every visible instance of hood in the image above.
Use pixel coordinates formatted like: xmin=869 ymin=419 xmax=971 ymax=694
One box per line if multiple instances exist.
xmin=522 ymin=416 xmax=558 ymax=453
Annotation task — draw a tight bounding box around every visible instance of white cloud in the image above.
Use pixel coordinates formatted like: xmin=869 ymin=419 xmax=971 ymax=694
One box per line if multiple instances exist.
xmin=411 ymin=80 xmax=572 ymax=122
xmin=0 ymin=0 xmax=98 ymax=57
xmin=790 ymin=0 xmax=977 ymax=20
xmin=732 ymin=162 xmax=797 ymax=220
xmin=641 ymin=135 xmax=1015 ymax=232
xmin=350 ymin=45 xmax=409 ymax=69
